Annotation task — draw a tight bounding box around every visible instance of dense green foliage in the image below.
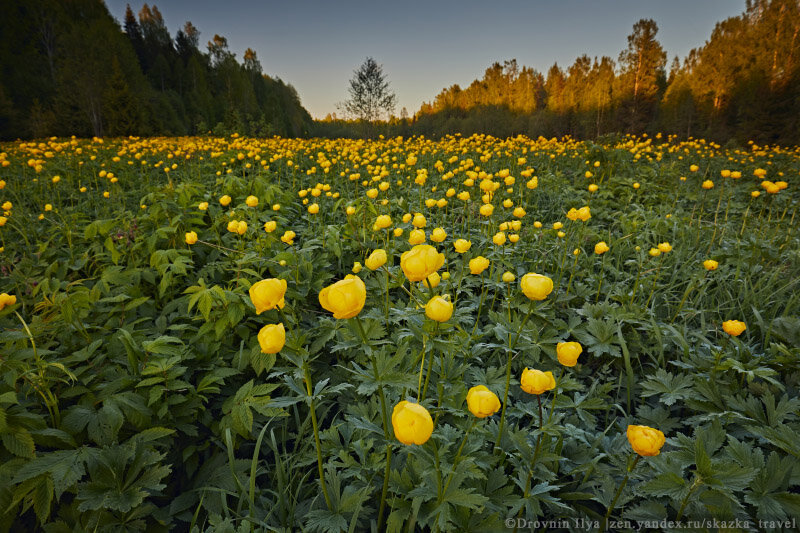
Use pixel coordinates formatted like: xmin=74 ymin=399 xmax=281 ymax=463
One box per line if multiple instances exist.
xmin=0 ymin=1 xmax=311 ymax=140
xmin=0 ymin=135 xmax=798 ymax=531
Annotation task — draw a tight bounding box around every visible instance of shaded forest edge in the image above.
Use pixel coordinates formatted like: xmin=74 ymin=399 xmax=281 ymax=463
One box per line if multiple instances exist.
xmin=1 ymin=0 xmax=798 ymax=145
xmin=0 ymin=1 xmax=311 ymax=140
xmin=314 ymin=0 xmax=800 ymax=146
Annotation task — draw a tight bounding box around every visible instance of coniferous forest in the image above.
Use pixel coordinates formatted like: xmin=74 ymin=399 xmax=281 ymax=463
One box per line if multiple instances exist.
xmin=0 ymin=0 xmax=799 ymax=143
xmin=0 ymin=1 xmax=311 ymax=139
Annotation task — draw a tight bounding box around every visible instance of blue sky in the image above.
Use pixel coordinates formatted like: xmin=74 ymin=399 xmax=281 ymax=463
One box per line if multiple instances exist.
xmin=105 ymin=0 xmax=746 ymax=119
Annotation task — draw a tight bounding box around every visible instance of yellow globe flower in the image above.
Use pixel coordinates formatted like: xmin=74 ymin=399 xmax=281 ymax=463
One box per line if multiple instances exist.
xmin=502 ymin=271 xmax=515 ymax=283
xmin=469 ymin=256 xmax=490 ymax=275
xmin=365 ymin=249 xmax=387 ymax=270
xmin=236 ymin=221 xmax=248 ymax=235
xmin=430 ymin=227 xmax=447 ymax=243
xmin=219 ymin=195 xmax=232 ymax=206
xmin=454 ymin=239 xmax=471 ymax=253
xmin=594 ymin=241 xmax=610 ymax=255
xmin=722 ymin=320 xmax=746 ymax=336
xmin=373 ymin=214 xmax=392 ymax=231
xmin=412 ymin=213 xmax=427 ymax=228
xmin=520 ymin=273 xmax=553 ymax=301
xmin=493 ymin=232 xmax=507 ymax=246
xmin=702 ymin=180 xmax=714 ymax=190
xmin=577 ymin=206 xmax=591 ymax=221
xmin=392 ymin=401 xmax=433 ymax=445
xmin=466 ymin=385 xmax=501 ymax=418
xmin=352 ymin=262 xmax=362 ymax=273
xmin=627 ymin=425 xmax=666 ymax=456
xmin=703 ymin=259 xmax=718 ymax=271
xmin=520 ymin=368 xmax=556 ymax=395
xmin=185 ymin=231 xmax=198 ymax=245
xmin=0 ymin=293 xmax=17 ymax=311
xmin=588 ymin=184 xmax=598 ymax=192
xmin=199 ymin=201 xmax=209 ymax=211
xmin=246 ymin=195 xmax=259 ymax=207
xmin=649 ymin=248 xmax=661 ymax=257
xmin=281 ymin=230 xmax=296 ymax=245
xmin=556 ymin=341 xmax=582 ymax=367
xmin=479 ymin=204 xmax=494 ymax=217
xmin=424 ymin=271 xmax=441 ymax=289
xmin=408 ymin=229 xmax=426 ymax=245
xmin=264 ymin=221 xmax=277 ymax=233
xmin=425 ymin=295 xmax=453 ymax=322
xmin=249 ymin=278 xmax=287 ymax=314
xmin=257 ymin=323 xmax=285 ymax=354
xmin=400 ymin=245 xmax=444 ymax=282
xmin=308 ymin=203 xmax=319 ymax=214
xmin=318 ymin=275 xmax=366 ymax=319
xmin=657 ymin=242 xmax=672 ymax=253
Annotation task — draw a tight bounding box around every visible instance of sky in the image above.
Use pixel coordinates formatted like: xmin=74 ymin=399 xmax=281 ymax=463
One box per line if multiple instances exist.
xmin=104 ymin=0 xmax=746 ymax=119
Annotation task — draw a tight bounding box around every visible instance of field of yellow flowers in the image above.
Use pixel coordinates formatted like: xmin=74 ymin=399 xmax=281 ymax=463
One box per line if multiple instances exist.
xmin=0 ymin=133 xmax=799 ymax=532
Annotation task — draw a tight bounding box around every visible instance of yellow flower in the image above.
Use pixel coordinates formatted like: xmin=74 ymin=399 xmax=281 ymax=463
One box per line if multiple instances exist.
xmin=249 ymin=278 xmax=287 ymax=314
xmin=236 ymin=221 xmax=248 ymax=235
xmin=520 ymin=273 xmax=553 ymax=301
xmin=633 ymin=182 xmax=640 ymax=189
xmin=199 ymin=202 xmax=209 ymax=211
xmin=509 ymin=234 xmax=520 ymax=243
xmin=219 ymin=195 xmax=232 ymax=206
xmin=513 ymin=207 xmax=526 ymax=218
xmin=479 ymin=204 xmax=494 ymax=217
xmin=281 ymin=230 xmax=296 ymax=245
xmin=690 ymin=164 xmax=699 ymax=172
xmin=577 ymin=206 xmax=591 ymax=221
xmin=588 ymin=184 xmax=598 ymax=192
xmin=502 ymin=271 xmax=516 ymax=283
xmin=373 ymin=214 xmax=392 ymax=231
xmin=264 ymin=221 xmax=277 ymax=233
xmin=0 ymin=293 xmax=17 ymax=311
xmin=552 ymin=222 xmax=563 ymax=230
xmin=365 ymin=249 xmax=387 ymax=270
xmin=533 ymin=221 xmax=542 ymax=229
xmin=227 ymin=220 xmax=238 ymax=233
xmin=430 ymin=227 xmax=447 ymax=243
xmin=257 ymin=323 xmax=286 ymax=354
xmin=594 ymin=241 xmax=610 ymax=255
xmin=556 ymin=341 xmax=582 ymax=367
xmin=627 ymin=425 xmax=666 ymax=456
xmin=103 ymin=191 xmax=110 ymax=198
xmin=318 ymin=275 xmax=366 ymax=319
xmin=246 ymin=195 xmax=259 ymax=207
xmin=454 ymin=239 xmax=471 ymax=253
xmin=272 ymin=204 xmax=281 ymax=211
xmin=657 ymin=242 xmax=672 ymax=253
xmin=703 ymin=259 xmax=718 ymax=271
xmin=185 ymin=231 xmax=198 ymax=245
xmin=722 ymin=320 xmax=746 ymax=336
xmin=408 ymin=229 xmax=426 ymax=245
xmin=352 ymin=262 xmax=362 ymax=273
xmin=308 ymin=203 xmax=319 ymax=214
xmin=412 ymin=213 xmax=427 ymax=228
xmin=400 ymin=245 xmax=444 ymax=282
xmin=702 ymin=180 xmax=714 ymax=190
xmin=466 ymin=385 xmax=501 ymax=418
xmin=44 ymin=204 xmax=52 ymax=211
xmin=566 ymin=208 xmax=579 ymax=221
xmin=392 ymin=401 xmax=433 ymax=445
xmin=425 ymin=295 xmax=453 ymax=322
xmin=649 ymin=248 xmax=661 ymax=257
xmin=393 ymin=228 xmax=403 ymax=237
xmin=469 ymin=256 xmax=489 ymax=275
xmin=0 ymin=216 xmax=6 ymax=226
xmin=493 ymin=232 xmax=506 ymax=246
xmin=346 ymin=205 xmax=356 ymax=216
xmin=402 ymin=213 xmax=412 ymax=223
xmin=424 ymin=272 xmax=441 ymax=288
xmin=520 ymin=368 xmax=556 ymax=395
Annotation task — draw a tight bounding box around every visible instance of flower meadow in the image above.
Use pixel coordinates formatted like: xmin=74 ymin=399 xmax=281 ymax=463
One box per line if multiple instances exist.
xmin=0 ymin=133 xmax=799 ymax=532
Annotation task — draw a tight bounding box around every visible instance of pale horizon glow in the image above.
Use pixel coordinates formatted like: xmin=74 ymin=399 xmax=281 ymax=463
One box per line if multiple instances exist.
xmin=104 ymin=0 xmax=746 ymax=119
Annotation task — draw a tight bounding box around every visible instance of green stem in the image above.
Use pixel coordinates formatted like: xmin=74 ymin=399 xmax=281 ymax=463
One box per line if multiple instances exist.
xmin=495 ymin=303 xmax=536 ymax=451
xmin=599 ymin=455 xmax=641 ymax=533
xmin=303 ymin=362 xmax=332 ymax=510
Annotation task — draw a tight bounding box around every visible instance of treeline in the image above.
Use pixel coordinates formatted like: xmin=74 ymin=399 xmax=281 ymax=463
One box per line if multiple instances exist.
xmin=0 ymin=1 xmax=311 ymax=140
xmin=315 ymin=0 xmax=800 ymax=144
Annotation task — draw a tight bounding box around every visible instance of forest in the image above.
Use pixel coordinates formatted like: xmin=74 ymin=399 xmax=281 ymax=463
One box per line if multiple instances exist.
xmin=1 ymin=0 xmax=798 ymax=144
xmin=0 ymin=0 xmax=311 ymax=139
xmin=315 ymin=0 xmax=800 ymax=145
